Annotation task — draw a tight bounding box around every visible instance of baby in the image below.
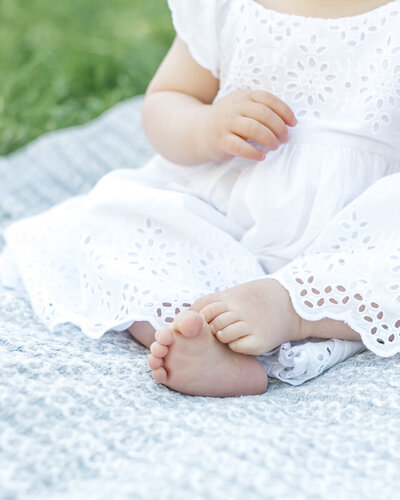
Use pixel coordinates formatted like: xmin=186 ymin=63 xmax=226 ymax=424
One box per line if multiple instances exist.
xmin=2 ymin=0 xmax=400 ymax=397
xmin=142 ymin=0 xmax=384 ymax=396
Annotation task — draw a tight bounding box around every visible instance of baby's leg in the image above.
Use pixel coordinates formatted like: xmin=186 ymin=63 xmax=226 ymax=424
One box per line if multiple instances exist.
xmin=128 ymin=321 xmax=156 ymax=349
xmin=301 ymin=316 xmax=361 ymax=342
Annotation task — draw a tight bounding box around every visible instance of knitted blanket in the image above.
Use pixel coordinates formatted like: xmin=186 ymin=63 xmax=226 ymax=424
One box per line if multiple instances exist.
xmin=1 ymin=96 xmax=399 ymax=499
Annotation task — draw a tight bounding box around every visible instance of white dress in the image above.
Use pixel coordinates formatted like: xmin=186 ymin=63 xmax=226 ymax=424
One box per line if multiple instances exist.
xmin=2 ymin=0 xmax=400 ymax=385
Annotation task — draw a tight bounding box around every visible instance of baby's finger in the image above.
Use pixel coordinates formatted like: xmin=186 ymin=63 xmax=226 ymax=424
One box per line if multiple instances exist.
xmin=242 ymin=102 xmax=290 ymax=143
xmin=232 ymin=116 xmax=279 ymax=152
xmin=222 ymin=133 xmax=266 ymax=161
xmin=250 ymin=91 xmax=298 ymax=127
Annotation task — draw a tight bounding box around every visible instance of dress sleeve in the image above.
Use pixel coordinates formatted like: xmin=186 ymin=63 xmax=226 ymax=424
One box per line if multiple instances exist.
xmin=167 ymin=0 xmax=223 ymax=79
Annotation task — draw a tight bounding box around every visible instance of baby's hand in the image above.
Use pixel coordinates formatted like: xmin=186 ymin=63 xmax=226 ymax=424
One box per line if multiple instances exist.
xmin=203 ymin=89 xmax=297 ymax=162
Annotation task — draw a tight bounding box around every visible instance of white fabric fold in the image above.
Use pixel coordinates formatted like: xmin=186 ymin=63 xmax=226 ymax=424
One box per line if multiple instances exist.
xmin=259 ymin=338 xmax=365 ymax=386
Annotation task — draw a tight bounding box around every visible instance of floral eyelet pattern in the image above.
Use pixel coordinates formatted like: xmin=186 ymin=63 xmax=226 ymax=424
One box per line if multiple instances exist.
xmin=217 ymin=1 xmax=400 ymax=137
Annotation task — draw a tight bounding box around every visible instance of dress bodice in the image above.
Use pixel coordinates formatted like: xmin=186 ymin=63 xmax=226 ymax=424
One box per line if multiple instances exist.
xmin=218 ymin=0 xmax=400 ymax=146
xmin=169 ymin=0 xmax=400 ymax=151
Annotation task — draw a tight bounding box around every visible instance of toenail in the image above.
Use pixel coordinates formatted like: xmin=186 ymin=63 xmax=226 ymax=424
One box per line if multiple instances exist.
xmin=217 ymin=330 xmax=223 ymax=338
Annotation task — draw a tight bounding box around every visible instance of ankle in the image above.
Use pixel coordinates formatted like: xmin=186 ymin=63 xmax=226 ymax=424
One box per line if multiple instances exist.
xmin=298 ymin=316 xmax=362 ymax=342
xmin=283 ymin=292 xmax=311 ymax=343
xmin=274 ymin=278 xmax=311 ymax=343
xmin=297 ymin=316 xmax=315 ymax=341
xmin=128 ymin=321 xmax=156 ymax=348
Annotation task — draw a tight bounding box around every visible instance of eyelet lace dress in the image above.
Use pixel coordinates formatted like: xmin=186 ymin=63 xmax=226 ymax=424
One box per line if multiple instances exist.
xmin=1 ymin=0 xmax=400 ymax=385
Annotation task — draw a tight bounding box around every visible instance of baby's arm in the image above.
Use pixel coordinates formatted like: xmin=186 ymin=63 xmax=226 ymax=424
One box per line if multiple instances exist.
xmin=142 ymin=37 xmax=297 ymax=166
xmin=141 ymin=36 xmax=219 ymax=166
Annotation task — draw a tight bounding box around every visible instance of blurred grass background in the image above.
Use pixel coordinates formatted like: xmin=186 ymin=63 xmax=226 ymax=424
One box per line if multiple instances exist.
xmin=0 ymin=0 xmax=174 ymax=155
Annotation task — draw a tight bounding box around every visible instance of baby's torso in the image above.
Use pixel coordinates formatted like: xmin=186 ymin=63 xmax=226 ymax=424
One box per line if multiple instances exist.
xmin=217 ymin=0 xmax=400 ymax=149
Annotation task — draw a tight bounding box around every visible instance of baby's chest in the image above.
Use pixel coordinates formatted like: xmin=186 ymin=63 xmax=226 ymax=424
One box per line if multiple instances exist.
xmin=247 ymin=0 xmax=394 ymax=19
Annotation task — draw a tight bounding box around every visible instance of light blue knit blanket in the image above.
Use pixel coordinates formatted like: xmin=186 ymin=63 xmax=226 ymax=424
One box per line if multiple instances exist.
xmin=1 ymin=96 xmax=399 ymax=499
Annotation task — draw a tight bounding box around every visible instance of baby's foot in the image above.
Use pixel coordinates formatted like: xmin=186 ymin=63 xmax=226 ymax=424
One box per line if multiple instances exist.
xmin=148 ymin=310 xmax=268 ymax=397
xmin=191 ymin=278 xmax=303 ymax=356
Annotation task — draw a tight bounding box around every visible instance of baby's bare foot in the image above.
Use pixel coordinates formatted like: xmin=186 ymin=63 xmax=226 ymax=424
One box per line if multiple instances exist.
xmin=148 ymin=310 xmax=268 ymax=397
xmin=192 ymin=278 xmax=302 ymax=356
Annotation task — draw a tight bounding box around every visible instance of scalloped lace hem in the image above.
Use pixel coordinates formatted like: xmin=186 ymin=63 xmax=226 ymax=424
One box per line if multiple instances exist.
xmin=268 ymin=272 xmax=400 ymax=358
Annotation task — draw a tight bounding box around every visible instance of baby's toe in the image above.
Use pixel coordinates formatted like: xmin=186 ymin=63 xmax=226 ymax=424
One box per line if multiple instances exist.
xmin=199 ymin=301 xmax=229 ymax=323
xmin=152 ymin=367 xmax=168 ymax=384
xmin=148 ymin=353 xmax=164 ymax=370
xmin=150 ymin=341 xmax=169 ymax=358
xmin=229 ymin=335 xmax=264 ymax=356
xmin=216 ymin=321 xmax=249 ymax=344
xmin=155 ymin=327 xmax=173 ymax=345
xmin=173 ymin=310 xmax=204 ymax=338
xmin=209 ymin=311 xmax=240 ymax=335
xmin=190 ymin=292 xmax=220 ymax=312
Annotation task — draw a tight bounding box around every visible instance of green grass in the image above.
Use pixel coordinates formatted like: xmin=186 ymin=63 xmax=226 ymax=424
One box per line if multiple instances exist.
xmin=0 ymin=0 xmax=174 ymax=154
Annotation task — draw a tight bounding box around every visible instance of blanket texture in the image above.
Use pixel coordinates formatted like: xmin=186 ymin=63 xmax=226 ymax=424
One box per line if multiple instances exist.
xmin=1 ymin=96 xmax=399 ymax=499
